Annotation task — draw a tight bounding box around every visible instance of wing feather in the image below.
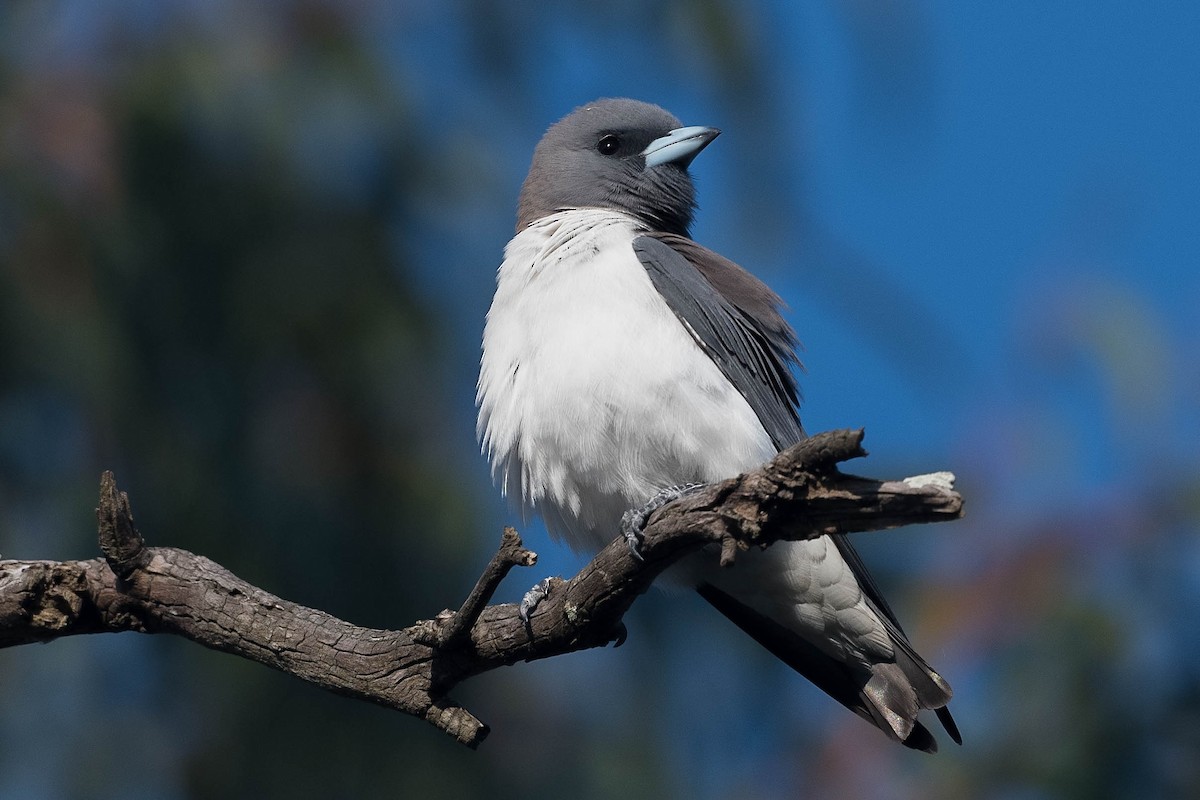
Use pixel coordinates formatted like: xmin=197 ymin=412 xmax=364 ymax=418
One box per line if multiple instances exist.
xmin=633 ymin=234 xmax=804 ymax=449
xmin=634 ymin=232 xmax=960 ymax=747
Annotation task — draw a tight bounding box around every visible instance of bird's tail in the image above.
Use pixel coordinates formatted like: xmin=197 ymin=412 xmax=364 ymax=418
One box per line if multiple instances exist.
xmin=696 ymin=581 xmax=960 ymax=752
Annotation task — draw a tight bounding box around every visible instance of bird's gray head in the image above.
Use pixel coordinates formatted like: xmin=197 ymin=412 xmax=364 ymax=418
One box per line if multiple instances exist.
xmin=516 ymin=98 xmax=719 ymax=236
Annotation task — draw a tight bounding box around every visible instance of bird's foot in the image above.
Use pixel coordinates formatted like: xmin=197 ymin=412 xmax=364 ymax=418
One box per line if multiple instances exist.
xmin=619 ymin=483 xmax=705 ymax=560
xmin=519 ymin=577 xmax=628 ymax=648
xmin=518 ymin=576 xmax=557 ymax=624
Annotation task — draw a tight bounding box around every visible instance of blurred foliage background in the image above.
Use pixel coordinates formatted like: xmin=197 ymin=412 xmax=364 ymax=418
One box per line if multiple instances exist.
xmin=2 ymin=2 xmax=1198 ymax=798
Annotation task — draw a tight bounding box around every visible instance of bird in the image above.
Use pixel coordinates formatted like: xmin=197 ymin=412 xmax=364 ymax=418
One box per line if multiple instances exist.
xmin=476 ymin=98 xmax=960 ymax=752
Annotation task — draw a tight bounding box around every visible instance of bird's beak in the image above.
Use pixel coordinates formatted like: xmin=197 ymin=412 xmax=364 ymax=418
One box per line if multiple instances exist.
xmin=642 ymin=125 xmax=720 ymax=169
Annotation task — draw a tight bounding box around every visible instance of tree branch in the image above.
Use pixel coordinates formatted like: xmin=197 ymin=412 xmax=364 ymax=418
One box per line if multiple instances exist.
xmin=0 ymin=428 xmax=962 ymax=748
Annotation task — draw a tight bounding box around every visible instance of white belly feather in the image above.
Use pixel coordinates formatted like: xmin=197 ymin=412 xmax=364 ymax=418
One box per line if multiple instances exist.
xmin=476 ymin=209 xmax=891 ymax=661
xmin=478 ymin=209 xmax=774 ymax=550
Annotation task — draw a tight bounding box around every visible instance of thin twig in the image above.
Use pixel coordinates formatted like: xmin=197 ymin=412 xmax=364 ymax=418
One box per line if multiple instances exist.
xmin=420 ymin=527 xmax=537 ymax=648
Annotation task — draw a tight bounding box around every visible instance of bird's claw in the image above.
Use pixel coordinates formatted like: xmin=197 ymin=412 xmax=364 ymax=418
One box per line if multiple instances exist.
xmin=620 ymin=483 xmax=705 ymax=560
xmin=519 ymin=577 xmax=556 ymax=624
xmin=518 ymin=578 xmax=627 ymax=647
xmin=619 ymin=509 xmax=647 ymax=561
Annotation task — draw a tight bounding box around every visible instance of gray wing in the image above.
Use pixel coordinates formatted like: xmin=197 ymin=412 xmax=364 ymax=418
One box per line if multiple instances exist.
xmin=634 ymin=233 xmax=910 ymax=630
xmin=632 ymin=233 xmax=805 ymax=449
xmin=635 ymin=234 xmax=908 ymax=625
xmin=635 ymin=233 xmax=961 ymax=747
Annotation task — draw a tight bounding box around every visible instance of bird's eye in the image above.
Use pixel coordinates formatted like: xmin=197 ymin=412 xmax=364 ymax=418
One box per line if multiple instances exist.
xmin=596 ymin=134 xmax=621 ymax=155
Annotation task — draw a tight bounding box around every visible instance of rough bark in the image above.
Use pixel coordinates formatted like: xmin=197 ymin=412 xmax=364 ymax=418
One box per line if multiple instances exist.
xmin=0 ymin=428 xmax=962 ymax=749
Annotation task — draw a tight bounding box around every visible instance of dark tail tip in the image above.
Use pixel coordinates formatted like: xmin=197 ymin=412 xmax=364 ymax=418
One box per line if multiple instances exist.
xmin=902 ymin=722 xmax=938 ymax=753
xmin=936 ymin=706 xmax=963 ymax=745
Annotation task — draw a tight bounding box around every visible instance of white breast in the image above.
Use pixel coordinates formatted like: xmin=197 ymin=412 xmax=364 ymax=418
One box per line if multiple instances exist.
xmin=477 ymin=209 xmax=774 ymax=551
xmin=477 ymin=209 xmax=892 ymax=661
